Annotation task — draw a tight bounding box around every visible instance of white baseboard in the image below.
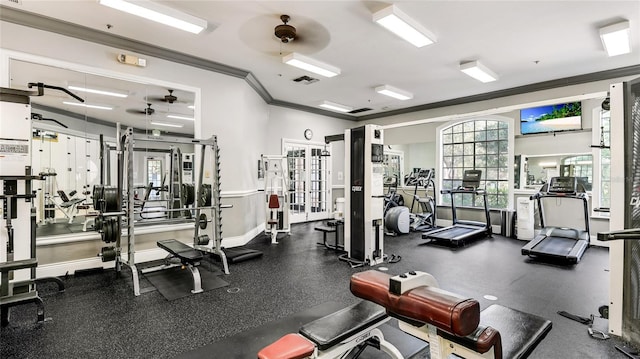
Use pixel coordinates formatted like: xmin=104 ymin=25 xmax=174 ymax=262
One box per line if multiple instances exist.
xmin=221 ymin=224 xmax=266 ymax=248
xmin=36 ymin=224 xmax=268 ymax=278
xmin=37 ymin=247 xmax=168 ymax=278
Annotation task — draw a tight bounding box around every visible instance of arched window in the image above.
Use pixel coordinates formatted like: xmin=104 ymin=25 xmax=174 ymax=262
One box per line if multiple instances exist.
xmin=440 ymin=119 xmax=510 ymax=208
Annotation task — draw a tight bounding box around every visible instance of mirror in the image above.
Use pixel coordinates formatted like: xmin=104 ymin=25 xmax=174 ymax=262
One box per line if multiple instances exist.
xmin=8 ymin=58 xmax=197 ymax=237
xmin=521 ymin=153 xmax=593 ymax=191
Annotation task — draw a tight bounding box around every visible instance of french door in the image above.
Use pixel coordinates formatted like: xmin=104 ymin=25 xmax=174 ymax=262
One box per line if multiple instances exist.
xmin=282 ymin=140 xmax=331 ymax=223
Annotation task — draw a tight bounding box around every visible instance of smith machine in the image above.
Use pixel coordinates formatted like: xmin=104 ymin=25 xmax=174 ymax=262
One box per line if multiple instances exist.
xmin=94 ymin=126 xmax=230 ymax=296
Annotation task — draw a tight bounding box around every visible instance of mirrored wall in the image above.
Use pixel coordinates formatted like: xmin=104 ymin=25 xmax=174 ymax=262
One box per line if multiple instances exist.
xmin=7 ymin=57 xmax=198 ymax=237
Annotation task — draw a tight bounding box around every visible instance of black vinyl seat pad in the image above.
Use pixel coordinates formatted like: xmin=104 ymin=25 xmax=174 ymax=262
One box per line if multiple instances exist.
xmin=299 ymin=300 xmax=388 ymax=351
xmin=480 ymin=304 xmax=552 ymax=359
xmin=157 ymin=239 xmax=203 ymax=263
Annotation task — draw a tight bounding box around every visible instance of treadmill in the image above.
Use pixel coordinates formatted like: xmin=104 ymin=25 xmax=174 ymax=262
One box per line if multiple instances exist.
xmin=422 ymin=170 xmax=492 ymax=246
xmin=521 ymin=176 xmax=590 ymax=264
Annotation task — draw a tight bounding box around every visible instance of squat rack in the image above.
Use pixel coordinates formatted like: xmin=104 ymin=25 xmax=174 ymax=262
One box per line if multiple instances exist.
xmin=99 ymin=125 xmax=229 ymax=296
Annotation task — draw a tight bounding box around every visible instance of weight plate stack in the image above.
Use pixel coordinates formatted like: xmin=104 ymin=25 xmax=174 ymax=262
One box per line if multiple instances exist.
xmin=199 ymin=184 xmax=212 ymax=207
xmin=181 ymin=183 xmax=195 ymax=206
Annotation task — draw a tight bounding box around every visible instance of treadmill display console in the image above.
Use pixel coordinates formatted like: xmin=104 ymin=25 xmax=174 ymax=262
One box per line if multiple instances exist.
xmin=548 ymin=177 xmax=577 ymax=194
xmin=461 ymin=170 xmax=482 ymax=190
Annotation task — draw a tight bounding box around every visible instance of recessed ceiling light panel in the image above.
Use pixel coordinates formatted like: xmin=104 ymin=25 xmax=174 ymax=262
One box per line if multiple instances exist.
xmin=459 ymin=60 xmax=498 ymax=83
xmin=373 ymin=4 xmax=436 ymax=48
xmin=99 ymin=0 xmax=207 ymax=34
xmin=282 ymin=53 xmax=341 ymax=78
xmin=600 ymin=20 xmax=631 ymax=57
xmin=375 ymin=85 xmax=413 ymax=100
xmin=318 ymin=100 xmax=353 ymax=113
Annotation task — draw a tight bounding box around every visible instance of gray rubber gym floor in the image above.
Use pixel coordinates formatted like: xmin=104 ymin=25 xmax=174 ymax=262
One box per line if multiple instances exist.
xmin=0 ymin=222 xmax=631 ymax=358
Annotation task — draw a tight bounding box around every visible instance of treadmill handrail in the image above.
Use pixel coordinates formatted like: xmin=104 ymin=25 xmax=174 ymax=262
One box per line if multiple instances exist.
xmin=531 ymin=192 xmax=588 ymax=200
xmin=441 ymin=188 xmax=486 ymax=195
xmin=597 ymin=228 xmax=640 ymax=241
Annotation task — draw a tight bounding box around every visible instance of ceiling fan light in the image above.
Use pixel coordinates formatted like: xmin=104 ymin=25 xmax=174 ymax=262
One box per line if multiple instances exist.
xmin=282 ymin=53 xmax=341 ymax=78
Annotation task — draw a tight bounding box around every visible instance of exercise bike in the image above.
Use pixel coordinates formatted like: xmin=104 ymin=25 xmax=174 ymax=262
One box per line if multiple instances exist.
xmin=404 ymin=169 xmax=437 ymax=232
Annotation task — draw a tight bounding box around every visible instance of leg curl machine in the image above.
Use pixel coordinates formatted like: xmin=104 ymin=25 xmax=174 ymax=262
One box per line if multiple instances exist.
xmin=258 ymin=270 xmax=552 ymax=359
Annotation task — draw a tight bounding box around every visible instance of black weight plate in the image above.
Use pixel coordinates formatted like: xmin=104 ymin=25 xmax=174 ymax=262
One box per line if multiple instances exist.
xmin=199 ymin=213 xmax=207 ymax=230
xmin=93 ymin=185 xmax=103 ymax=209
xmin=103 ymin=187 xmax=119 ymax=212
xmin=94 ymin=216 xmax=104 ymax=231
xmin=102 ymin=217 xmax=111 ymax=243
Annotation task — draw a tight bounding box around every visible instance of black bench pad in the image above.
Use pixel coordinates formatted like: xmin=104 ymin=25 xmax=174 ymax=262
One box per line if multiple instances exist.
xmin=315 ymin=226 xmax=336 ymax=233
xmin=480 ymin=304 xmax=552 ymax=359
xmin=157 ymin=239 xmax=203 ymax=264
xmin=59 ymin=198 xmax=85 ymax=208
xmin=299 ymin=300 xmax=387 ymax=351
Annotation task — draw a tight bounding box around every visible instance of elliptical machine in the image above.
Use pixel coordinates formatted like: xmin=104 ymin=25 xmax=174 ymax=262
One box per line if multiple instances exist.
xmin=407 ymin=169 xmax=437 ymax=232
xmin=383 ymin=175 xmax=410 ymax=235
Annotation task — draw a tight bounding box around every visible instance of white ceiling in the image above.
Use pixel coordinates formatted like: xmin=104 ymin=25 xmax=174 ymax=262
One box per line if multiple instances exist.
xmin=2 ymin=1 xmax=639 ymax=127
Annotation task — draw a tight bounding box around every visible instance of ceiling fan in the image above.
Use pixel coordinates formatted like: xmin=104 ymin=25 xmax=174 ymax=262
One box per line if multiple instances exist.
xmin=148 ymin=89 xmax=179 ymax=104
xmin=126 ymin=103 xmax=155 ymax=115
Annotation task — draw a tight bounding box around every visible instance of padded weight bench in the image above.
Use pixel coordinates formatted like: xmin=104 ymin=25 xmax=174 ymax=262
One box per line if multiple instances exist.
xmin=142 ymin=239 xmax=204 ymax=294
xmin=258 ymin=300 xmax=403 ymax=359
xmin=260 ymin=270 xmax=552 ymax=359
xmin=314 ymin=221 xmax=343 ymax=251
xmin=351 ymin=270 xmax=553 ymax=359
xmin=56 ymin=190 xmax=85 ymax=224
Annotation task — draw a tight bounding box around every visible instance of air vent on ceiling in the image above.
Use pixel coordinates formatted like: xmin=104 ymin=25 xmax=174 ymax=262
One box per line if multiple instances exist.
xmin=348 ymin=108 xmax=373 ymax=114
xmin=293 ymin=75 xmax=319 ymax=85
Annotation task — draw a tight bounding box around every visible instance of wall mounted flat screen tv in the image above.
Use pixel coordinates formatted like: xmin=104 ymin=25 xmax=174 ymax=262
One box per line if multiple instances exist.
xmin=520 ymin=101 xmax=582 ymax=135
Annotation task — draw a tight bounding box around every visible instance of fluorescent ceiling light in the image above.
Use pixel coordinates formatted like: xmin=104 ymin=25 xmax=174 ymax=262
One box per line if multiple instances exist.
xmin=167 ymin=114 xmax=194 ymax=121
xmin=318 ymin=101 xmax=353 ymax=113
xmin=460 ymin=60 xmax=498 ymax=83
xmin=63 ymin=101 xmax=113 ymax=110
xmin=68 ymin=85 xmax=128 ymax=98
xmin=375 ymin=85 xmax=413 ymax=100
xmin=99 ymin=0 xmax=207 ymax=34
xmin=372 ymin=4 xmax=436 ymax=48
xmin=282 ymin=53 xmax=341 ymax=78
xmin=150 ymin=121 xmax=183 ymax=128
xmin=539 ymin=162 xmax=557 ymax=168
xmin=600 ymin=20 xmax=631 ymax=57
xmin=187 ymin=105 xmax=195 ymax=110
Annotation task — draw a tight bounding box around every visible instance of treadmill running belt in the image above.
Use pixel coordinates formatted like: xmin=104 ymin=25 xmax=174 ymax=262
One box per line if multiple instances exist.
xmin=430 ymin=226 xmax=478 ymax=240
xmin=533 ymin=236 xmax=576 ymax=256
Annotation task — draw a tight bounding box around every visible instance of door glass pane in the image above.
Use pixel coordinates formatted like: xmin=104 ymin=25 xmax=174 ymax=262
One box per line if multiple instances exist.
xmin=286 ymin=146 xmax=306 ymax=215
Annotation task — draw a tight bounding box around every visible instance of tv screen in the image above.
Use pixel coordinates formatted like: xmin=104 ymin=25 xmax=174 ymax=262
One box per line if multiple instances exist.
xmin=520 ymin=101 xmax=582 ymax=135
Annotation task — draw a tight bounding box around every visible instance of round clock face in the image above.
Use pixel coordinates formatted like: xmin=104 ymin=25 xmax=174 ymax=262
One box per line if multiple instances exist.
xmin=304 ymin=128 xmax=313 ymax=140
